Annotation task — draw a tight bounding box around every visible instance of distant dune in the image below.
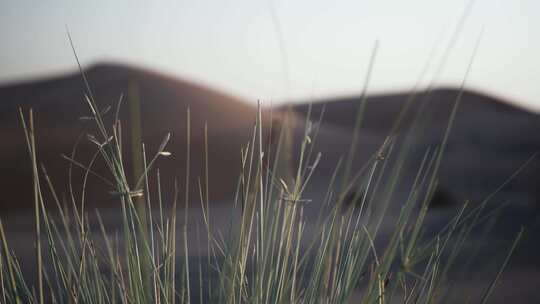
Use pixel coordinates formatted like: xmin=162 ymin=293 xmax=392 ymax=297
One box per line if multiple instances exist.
xmin=288 ymin=88 xmax=540 ymax=208
xmin=1 ymin=63 xmax=539 ymax=214
xmin=0 ymin=63 xmax=277 ymax=212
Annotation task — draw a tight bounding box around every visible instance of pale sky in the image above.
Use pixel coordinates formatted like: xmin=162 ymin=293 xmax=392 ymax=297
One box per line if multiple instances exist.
xmin=1 ymin=0 xmax=539 ymax=110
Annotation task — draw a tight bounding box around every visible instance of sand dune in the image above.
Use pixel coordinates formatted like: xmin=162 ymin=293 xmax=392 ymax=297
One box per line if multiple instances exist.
xmin=289 ymin=88 xmax=540 ymax=209
xmin=0 ymin=63 xmax=278 ymax=212
xmin=2 ymin=64 xmax=539 ymax=213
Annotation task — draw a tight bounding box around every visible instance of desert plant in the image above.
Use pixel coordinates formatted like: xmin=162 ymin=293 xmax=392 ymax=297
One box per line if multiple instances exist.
xmin=0 ymin=41 xmax=528 ymax=304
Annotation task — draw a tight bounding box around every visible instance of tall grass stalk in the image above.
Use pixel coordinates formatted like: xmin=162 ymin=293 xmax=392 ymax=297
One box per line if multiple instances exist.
xmin=1 ymin=95 xmax=527 ymax=303
xmin=0 ymin=39 xmax=528 ymax=302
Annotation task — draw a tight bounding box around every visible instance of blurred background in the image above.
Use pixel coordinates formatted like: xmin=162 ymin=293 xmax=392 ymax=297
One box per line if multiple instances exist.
xmin=1 ymin=1 xmax=540 ymax=302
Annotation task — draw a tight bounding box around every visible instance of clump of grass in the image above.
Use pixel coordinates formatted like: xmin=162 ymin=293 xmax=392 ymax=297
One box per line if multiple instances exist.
xmin=0 ymin=50 xmax=527 ymax=303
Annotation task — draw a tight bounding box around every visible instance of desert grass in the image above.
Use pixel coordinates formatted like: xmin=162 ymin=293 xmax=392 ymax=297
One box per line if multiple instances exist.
xmin=0 ymin=35 xmax=528 ymax=304
xmin=0 ymin=82 xmax=527 ymax=304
